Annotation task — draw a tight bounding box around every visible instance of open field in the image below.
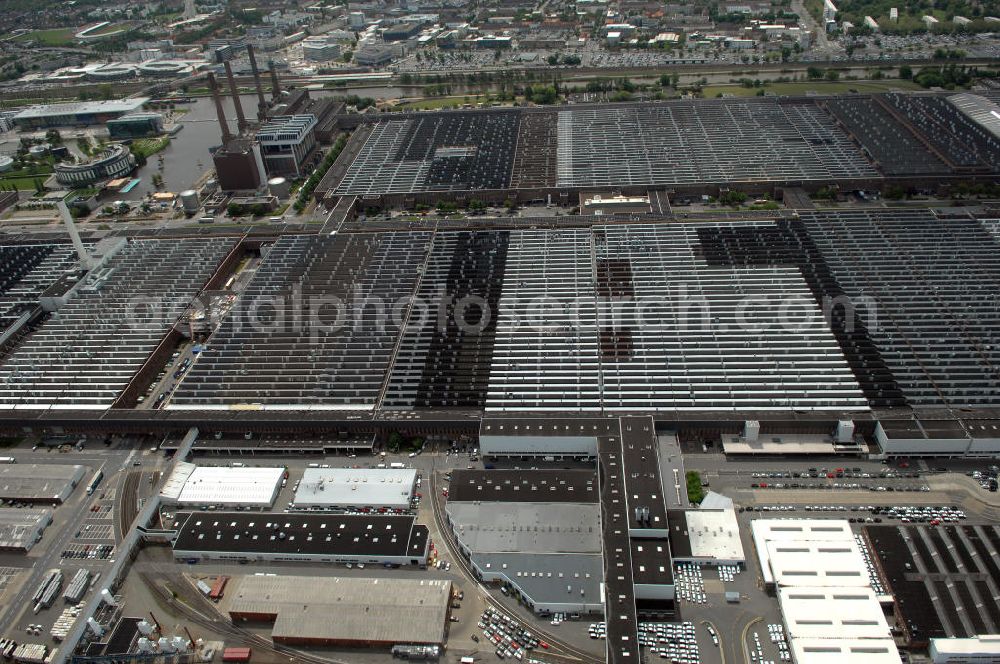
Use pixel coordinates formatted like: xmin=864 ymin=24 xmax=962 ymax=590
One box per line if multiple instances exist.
xmin=15 ymin=28 xmax=75 ymax=46
xmin=395 ymin=95 xmax=492 ymax=110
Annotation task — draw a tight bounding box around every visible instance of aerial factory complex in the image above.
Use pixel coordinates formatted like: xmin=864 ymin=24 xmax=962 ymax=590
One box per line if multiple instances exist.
xmin=2 ymin=3 xmax=1000 ymax=662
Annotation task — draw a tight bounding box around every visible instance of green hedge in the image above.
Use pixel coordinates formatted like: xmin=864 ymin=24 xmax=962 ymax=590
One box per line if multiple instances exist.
xmin=686 ymin=471 xmax=705 ymax=505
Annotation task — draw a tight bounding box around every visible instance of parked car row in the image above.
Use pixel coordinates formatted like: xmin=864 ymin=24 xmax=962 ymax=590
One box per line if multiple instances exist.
xmin=751 ymin=467 xmax=918 ymax=480
xmin=638 ymin=622 xmax=701 ymax=662
xmin=751 ymin=481 xmax=930 ymax=492
xmin=674 ymin=564 xmax=706 ymax=604
xmin=478 ymin=607 xmax=545 ymax=661
xmin=766 ymin=624 xmax=791 ymax=662
xmin=854 ymin=533 xmax=887 ymax=595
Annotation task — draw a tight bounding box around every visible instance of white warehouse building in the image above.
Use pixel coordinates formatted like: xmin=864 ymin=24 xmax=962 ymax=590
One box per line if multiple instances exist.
xmin=160 ymin=463 xmax=285 ymax=509
xmin=752 ymin=519 xmax=901 ymax=664
xmin=292 ymin=468 xmax=417 ymax=510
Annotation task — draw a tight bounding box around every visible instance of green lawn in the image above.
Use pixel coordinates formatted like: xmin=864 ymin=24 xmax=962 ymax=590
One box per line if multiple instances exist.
xmin=703 ymin=79 xmax=922 ymax=97
xmin=396 ymin=96 xmax=487 ymax=110
xmin=131 ymin=136 xmax=170 ymax=158
xmin=15 ymin=28 xmax=75 ymax=46
xmin=0 ymin=176 xmax=48 ymax=190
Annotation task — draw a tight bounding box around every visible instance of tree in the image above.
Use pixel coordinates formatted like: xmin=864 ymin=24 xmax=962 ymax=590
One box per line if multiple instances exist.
xmin=720 ymin=190 xmax=747 ymax=206
xmin=899 ymin=64 xmax=913 ymax=79
xmin=825 ymin=69 xmax=840 ymax=81
xmin=806 ymin=66 xmax=824 ymax=80
xmin=686 ymin=471 xmax=705 ymax=504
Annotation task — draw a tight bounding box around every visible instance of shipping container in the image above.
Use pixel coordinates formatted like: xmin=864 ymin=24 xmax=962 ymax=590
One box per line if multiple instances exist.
xmin=208 ymin=576 xmax=229 ymax=601
xmin=222 ymin=647 xmax=252 ymax=662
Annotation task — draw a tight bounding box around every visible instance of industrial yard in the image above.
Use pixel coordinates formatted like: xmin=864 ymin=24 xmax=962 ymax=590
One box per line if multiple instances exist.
xmin=1 ymin=1 xmax=1000 ymax=661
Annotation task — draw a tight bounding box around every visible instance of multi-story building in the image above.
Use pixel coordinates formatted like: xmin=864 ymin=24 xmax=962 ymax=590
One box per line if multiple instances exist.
xmin=302 ymin=36 xmax=342 ymax=61
xmin=106 ymin=112 xmax=164 ymax=139
xmin=54 ymin=144 xmax=137 ymax=186
xmin=354 ymin=43 xmax=395 ymax=65
xmin=256 ymin=115 xmax=318 ymax=177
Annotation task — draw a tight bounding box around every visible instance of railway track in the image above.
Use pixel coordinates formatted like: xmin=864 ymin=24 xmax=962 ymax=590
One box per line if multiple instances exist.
xmin=117 ymin=471 xmax=140 ymax=540
xmin=139 ymin=570 xmax=353 ymax=664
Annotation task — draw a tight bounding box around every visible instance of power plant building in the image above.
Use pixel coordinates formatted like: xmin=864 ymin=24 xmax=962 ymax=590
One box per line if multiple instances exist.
xmin=213 ymin=138 xmax=266 ymax=192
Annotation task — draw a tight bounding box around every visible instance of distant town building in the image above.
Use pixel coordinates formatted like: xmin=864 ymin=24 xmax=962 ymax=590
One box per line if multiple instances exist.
xmin=302 ymin=36 xmax=342 ymax=61
xmin=354 ymin=43 xmax=395 ymax=65
xmin=822 ymin=0 xmax=837 ymax=22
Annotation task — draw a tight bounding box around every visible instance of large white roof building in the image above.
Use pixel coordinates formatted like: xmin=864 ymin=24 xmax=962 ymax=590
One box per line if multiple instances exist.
xmin=751 ymin=518 xmax=900 ymax=663
xmin=160 ymin=463 xmax=284 ymax=508
xmin=293 ymin=468 xmax=416 ymax=510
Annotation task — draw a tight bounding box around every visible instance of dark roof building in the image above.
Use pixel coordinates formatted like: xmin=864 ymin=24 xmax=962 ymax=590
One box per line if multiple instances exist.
xmin=171 ymin=512 xmax=429 ymax=566
xmin=447 ymin=469 xmax=598 ymax=503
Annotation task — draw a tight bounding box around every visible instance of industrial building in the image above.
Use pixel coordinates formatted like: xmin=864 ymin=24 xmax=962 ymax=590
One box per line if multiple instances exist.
xmin=256 ymin=115 xmax=318 ymax=177
xmin=444 ymin=468 xmax=604 ymax=615
xmin=320 ymin=93 xmax=1000 ymax=204
xmin=212 ymin=138 xmax=266 ymax=192
xmin=751 ymin=518 xmax=862 ymax=590
xmin=446 ymin=502 xmax=602 ymax=555
xmin=227 ymin=574 xmax=451 ymax=647
xmin=171 ymin=512 xmax=430 ymax=566
xmin=0 ymin=243 xmax=86 ymax=340
xmin=54 ymin=144 xmax=138 ymax=186
xmin=0 ymin=238 xmax=235 ymax=410
xmin=930 ymin=635 xmax=1000 ymax=663
xmin=0 ymin=464 xmax=85 ymax=503
xmin=752 ymin=518 xmax=900 ymax=662
xmin=446 ymin=469 xmax=597 ymax=503
xmin=159 ymin=463 xmax=285 ymax=509
xmin=0 ymin=507 xmax=52 ymax=552
xmin=866 ymin=524 xmax=1000 ymax=646
xmin=668 ymin=492 xmax=745 ymax=566
xmin=12 ymin=98 xmax=150 ymax=129
xmin=292 ymin=467 xmax=416 ymax=510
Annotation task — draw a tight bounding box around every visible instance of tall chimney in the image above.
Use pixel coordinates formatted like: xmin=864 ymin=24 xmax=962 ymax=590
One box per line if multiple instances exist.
xmin=269 ymin=61 xmax=282 ymax=101
xmin=223 ymin=60 xmax=248 ymax=134
xmin=207 ymin=72 xmax=232 ymax=144
xmin=247 ymin=44 xmax=268 ymax=122
xmin=57 ymin=201 xmax=95 ymax=270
